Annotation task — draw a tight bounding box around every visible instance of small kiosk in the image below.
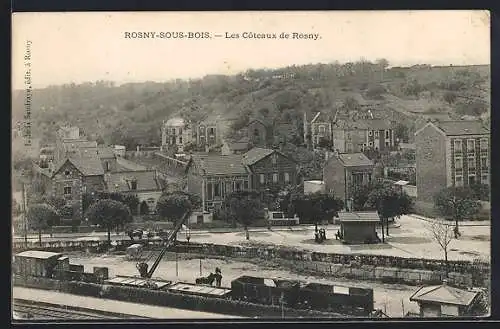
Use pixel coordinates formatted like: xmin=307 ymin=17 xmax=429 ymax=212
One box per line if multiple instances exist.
xmin=337 ymin=211 xmax=381 ymax=244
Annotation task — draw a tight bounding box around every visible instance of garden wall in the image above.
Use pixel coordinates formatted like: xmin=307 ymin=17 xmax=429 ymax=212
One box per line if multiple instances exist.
xmin=12 ymin=275 xmax=347 ymax=319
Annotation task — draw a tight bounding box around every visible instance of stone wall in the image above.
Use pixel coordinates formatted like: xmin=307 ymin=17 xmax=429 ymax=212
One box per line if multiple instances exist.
xmin=12 ymin=240 xmax=489 ymax=287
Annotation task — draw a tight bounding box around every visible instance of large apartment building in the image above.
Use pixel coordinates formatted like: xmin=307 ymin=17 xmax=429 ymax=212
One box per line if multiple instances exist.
xmin=415 ymin=120 xmax=490 ymax=202
xmin=332 ymin=118 xmax=395 ymax=153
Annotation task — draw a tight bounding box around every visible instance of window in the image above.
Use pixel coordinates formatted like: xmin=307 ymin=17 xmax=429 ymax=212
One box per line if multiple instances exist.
xmin=374 ymin=130 xmax=379 ymax=138
xmin=64 ymin=186 xmax=72 ymax=196
xmin=386 ymin=130 xmax=390 ymax=139
xmin=455 ymin=176 xmax=463 ymax=187
xmin=385 ymin=141 xmax=390 ymax=147
xmin=454 ymin=140 xmax=462 ymax=153
xmin=244 ymin=181 xmax=249 ymax=190
xmin=481 ymin=157 xmax=488 ymax=170
xmin=273 ymin=173 xmax=278 ymax=183
xmin=214 ymin=183 xmax=221 ymax=197
xmin=207 ymin=183 xmax=213 ymax=200
xmin=64 ymin=170 xmax=70 ymax=176
xmin=368 ymin=142 xmax=373 ymax=147
xmin=468 ymin=157 xmax=476 ymax=170
xmin=319 ymin=125 xmax=325 ymax=133
xmin=260 ymin=174 xmax=265 ymax=184
xmin=234 ymin=181 xmax=241 ymax=192
xmin=455 ymin=158 xmax=463 ymax=169
xmin=469 ymin=175 xmax=476 ymax=185
xmin=480 ymin=138 xmax=489 ymax=151
xmin=481 ymin=174 xmax=489 ymax=184
xmin=179 ymin=128 xmax=183 ymax=135
xmin=179 ymin=136 xmax=183 ymax=144
xmin=284 ymin=172 xmax=290 ymax=183
xmin=208 ymin=128 xmax=215 ymax=136
xmin=368 ymin=130 xmax=373 ymax=137
xmin=105 ymin=161 xmax=110 ymax=171
xmin=271 ymin=153 xmax=277 ymax=164
xmin=467 ymin=139 xmax=475 ymax=153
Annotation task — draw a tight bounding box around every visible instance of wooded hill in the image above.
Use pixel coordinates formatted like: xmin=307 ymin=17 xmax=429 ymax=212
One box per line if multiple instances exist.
xmin=12 ymin=61 xmax=490 ymax=151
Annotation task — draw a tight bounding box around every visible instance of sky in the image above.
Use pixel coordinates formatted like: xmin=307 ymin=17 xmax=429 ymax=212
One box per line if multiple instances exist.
xmin=12 ymin=10 xmax=490 ymax=90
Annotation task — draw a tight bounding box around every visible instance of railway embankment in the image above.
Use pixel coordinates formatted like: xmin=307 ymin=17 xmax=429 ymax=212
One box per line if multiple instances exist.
xmin=12 ymin=275 xmax=349 ymax=319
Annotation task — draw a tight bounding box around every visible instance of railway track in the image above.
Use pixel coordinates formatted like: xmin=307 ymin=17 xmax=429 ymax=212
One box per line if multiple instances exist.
xmin=12 ymin=299 xmax=138 ymax=320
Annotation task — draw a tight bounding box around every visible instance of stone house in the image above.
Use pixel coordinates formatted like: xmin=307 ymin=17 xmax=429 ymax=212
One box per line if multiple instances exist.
xmin=415 ymin=120 xmax=490 ymax=202
xmin=185 ymin=147 xmax=298 ymax=211
xmin=323 ymin=152 xmax=374 ymax=210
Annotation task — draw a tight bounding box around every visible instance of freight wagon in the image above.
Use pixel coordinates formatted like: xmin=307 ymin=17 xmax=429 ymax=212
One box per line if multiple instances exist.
xmin=230 ymin=275 xmax=374 ymax=315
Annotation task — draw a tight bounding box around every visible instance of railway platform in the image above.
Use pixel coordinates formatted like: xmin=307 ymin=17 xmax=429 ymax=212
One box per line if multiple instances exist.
xmin=13 ymin=287 xmax=243 ymax=319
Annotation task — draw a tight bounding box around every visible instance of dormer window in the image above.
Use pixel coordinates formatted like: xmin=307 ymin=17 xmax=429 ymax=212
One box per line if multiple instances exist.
xmin=64 ymin=170 xmax=70 ymax=177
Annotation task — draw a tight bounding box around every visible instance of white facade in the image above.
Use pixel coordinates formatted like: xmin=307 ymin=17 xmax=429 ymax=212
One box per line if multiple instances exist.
xmin=304 ymin=180 xmax=326 ymax=195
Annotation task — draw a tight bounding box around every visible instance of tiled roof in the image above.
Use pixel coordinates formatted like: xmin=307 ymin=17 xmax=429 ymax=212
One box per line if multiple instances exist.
xmin=229 ymin=142 xmax=250 ymax=151
xmin=338 ymin=211 xmax=380 ymax=222
xmin=337 ymin=153 xmax=374 ymax=167
xmin=165 ymin=117 xmax=185 ymax=127
xmin=435 ymin=120 xmax=490 ymax=136
xmin=191 ymin=154 xmax=248 ymax=176
xmin=242 ymin=147 xmax=275 ymax=166
xmin=16 ymin=250 xmax=62 ymax=259
xmin=105 ymin=170 xmax=162 ymax=192
xmin=409 ymin=284 xmax=479 ymax=306
xmin=96 ymin=146 xmax=116 ymax=159
xmin=333 ymin=120 xmax=369 ymax=130
xmin=62 ymin=140 xmax=97 ymax=149
xmin=53 ymin=156 xmax=104 ymax=177
xmin=359 ymin=119 xmax=392 ymax=130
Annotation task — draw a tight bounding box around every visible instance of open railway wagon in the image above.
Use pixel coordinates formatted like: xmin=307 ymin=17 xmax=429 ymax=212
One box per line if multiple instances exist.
xmin=230 ymin=276 xmax=302 ymax=307
xmin=230 ymin=275 xmax=375 ymax=316
xmin=298 ymin=282 xmax=374 ymax=316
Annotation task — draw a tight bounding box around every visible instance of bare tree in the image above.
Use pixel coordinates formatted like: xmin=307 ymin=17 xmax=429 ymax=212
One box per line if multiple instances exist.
xmin=427 ymin=220 xmax=454 ymax=276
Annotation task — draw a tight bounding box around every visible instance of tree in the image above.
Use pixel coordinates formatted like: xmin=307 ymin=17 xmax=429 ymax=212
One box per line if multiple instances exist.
xmin=26 ymin=203 xmax=60 ymax=245
xmin=156 ymin=191 xmax=201 ymax=239
xmin=140 ymin=200 xmax=149 ymax=215
xmin=426 ymin=220 xmax=454 ymax=276
xmin=291 ymin=192 xmax=344 ymax=232
xmin=434 ymin=186 xmax=481 ymax=238
xmin=85 ymin=199 xmax=133 ymax=246
xmin=365 ymin=182 xmax=414 ymax=242
xmin=224 ymin=191 xmax=263 ymax=240
xmin=443 ymin=91 xmax=457 ymax=104
xmin=394 ymin=123 xmax=410 ymax=143
xmin=376 ymin=58 xmax=390 ymax=81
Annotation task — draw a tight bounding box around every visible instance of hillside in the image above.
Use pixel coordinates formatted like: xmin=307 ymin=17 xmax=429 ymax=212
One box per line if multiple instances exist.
xmin=11 ymin=61 xmax=490 ymax=151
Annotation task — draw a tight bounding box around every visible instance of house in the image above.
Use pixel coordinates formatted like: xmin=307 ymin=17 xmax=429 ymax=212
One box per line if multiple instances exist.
xmin=104 ymin=170 xmax=164 ymax=214
xmin=332 ymin=118 xmax=395 ymax=153
xmin=55 ymin=139 xmax=98 ymax=162
xmin=323 ymin=152 xmax=374 ymax=209
xmin=332 ymin=120 xmax=369 ymax=153
xmin=185 ymin=147 xmax=298 ymax=211
xmin=246 ymin=119 xmax=272 ymax=147
xmin=409 ymin=280 xmax=481 ymax=317
xmin=242 ymin=147 xmax=298 ymax=191
xmin=113 ymin=145 xmax=126 ymax=157
xmin=186 ymin=154 xmax=250 ymax=211
xmin=415 ymin=120 xmax=490 ymax=202
xmin=195 ymin=117 xmax=220 ymax=150
xmin=161 ymin=117 xmax=193 ymax=152
xmin=360 ymin=119 xmax=395 ymax=152
xmin=48 ymin=156 xmax=107 ymax=220
xmin=338 ymin=211 xmax=380 ymax=244
xmin=221 ymin=137 xmax=251 ymax=155
xmin=310 ymin=112 xmax=333 ymax=149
